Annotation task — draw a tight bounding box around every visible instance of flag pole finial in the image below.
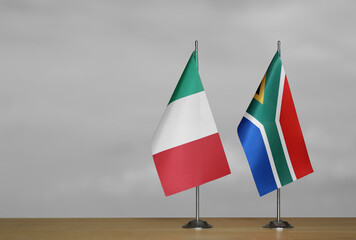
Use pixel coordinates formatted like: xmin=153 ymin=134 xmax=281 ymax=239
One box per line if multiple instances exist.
xmin=195 ymin=40 xmax=198 ymax=52
xmin=277 ymin=40 xmax=281 ymax=55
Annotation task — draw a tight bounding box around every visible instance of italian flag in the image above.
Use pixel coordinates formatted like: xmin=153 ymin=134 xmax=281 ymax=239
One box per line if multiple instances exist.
xmin=152 ymin=51 xmax=231 ymax=196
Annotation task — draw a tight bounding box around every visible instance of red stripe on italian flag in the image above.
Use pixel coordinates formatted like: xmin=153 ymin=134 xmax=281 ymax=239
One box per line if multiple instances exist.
xmin=153 ymin=133 xmax=229 ymax=196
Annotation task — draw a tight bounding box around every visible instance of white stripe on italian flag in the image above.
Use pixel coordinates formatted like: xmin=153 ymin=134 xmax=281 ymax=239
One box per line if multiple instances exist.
xmin=152 ymin=91 xmax=218 ymax=155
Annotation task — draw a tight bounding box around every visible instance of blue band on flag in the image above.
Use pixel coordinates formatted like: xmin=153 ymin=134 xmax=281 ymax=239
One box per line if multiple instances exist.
xmin=238 ymin=117 xmax=278 ymax=196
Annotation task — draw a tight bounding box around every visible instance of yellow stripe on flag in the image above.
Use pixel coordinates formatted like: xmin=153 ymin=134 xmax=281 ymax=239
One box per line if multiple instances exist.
xmin=254 ymin=73 xmax=266 ymax=104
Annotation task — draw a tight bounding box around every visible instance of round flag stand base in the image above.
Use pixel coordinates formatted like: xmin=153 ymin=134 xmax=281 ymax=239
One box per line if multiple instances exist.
xmin=182 ymin=219 xmax=212 ymax=229
xmin=263 ymin=219 xmax=293 ymax=229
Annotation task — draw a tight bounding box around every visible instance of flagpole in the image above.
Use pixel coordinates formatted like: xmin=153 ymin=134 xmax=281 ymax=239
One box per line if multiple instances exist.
xmin=196 ymin=186 xmax=200 ymax=222
xmin=194 ymin=40 xmax=200 ymax=224
xmin=264 ymin=40 xmax=293 ymax=230
xmin=277 ymin=188 xmax=281 ymax=222
xmin=277 ymin=41 xmax=281 ymax=224
xmin=183 ymin=40 xmax=212 ymax=229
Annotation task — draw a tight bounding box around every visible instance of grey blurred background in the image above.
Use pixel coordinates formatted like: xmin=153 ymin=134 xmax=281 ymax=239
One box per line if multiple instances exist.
xmin=0 ymin=0 xmax=355 ymax=217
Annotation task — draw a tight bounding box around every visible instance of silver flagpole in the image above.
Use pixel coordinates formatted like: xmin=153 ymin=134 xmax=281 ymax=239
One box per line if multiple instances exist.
xmin=277 ymin=188 xmax=281 ymax=222
xmin=183 ymin=41 xmax=212 ymax=229
xmin=277 ymin=41 xmax=281 ymax=224
xmin=264 ymin=40 xmax=293 ymax=229
xmin=196 ymin=186 xmax=200 ymax=222
xmin=195 ymin=39 xmax=200 ymax=224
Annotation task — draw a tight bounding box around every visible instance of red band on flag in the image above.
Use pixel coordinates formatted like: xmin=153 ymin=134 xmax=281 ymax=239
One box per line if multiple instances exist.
xmin=280 ymin=76 xmax=313 ymax=179
xmin=153 ymin=133 xmax=231 ymax=196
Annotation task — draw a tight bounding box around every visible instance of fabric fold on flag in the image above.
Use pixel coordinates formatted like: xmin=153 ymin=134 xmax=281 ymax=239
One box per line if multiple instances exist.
xmin=152 ymin=51 xmax=231 ymax=196
xmin=237 ymin=51 xmax=313 ymax=197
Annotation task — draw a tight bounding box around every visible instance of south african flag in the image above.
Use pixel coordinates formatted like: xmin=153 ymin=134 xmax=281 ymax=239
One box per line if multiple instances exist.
xmin=237 ymin=50 xmax=313 ymax=196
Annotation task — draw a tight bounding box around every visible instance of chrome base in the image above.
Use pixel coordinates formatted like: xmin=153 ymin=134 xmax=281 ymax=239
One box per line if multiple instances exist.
xmin=182 ymin=219 xmax=212 ymax=229
xmin=263 ymin=219 xmax=293 ymax=229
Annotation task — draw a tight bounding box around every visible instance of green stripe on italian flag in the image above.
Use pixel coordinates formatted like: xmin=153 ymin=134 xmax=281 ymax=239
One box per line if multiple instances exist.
xmin=152 ymin=51 xmax=231 ymax=196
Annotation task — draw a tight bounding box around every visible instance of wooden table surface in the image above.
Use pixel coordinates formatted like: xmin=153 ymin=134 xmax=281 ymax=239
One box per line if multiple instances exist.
xmin=0 ymin=218 xmax=355 ymax=240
